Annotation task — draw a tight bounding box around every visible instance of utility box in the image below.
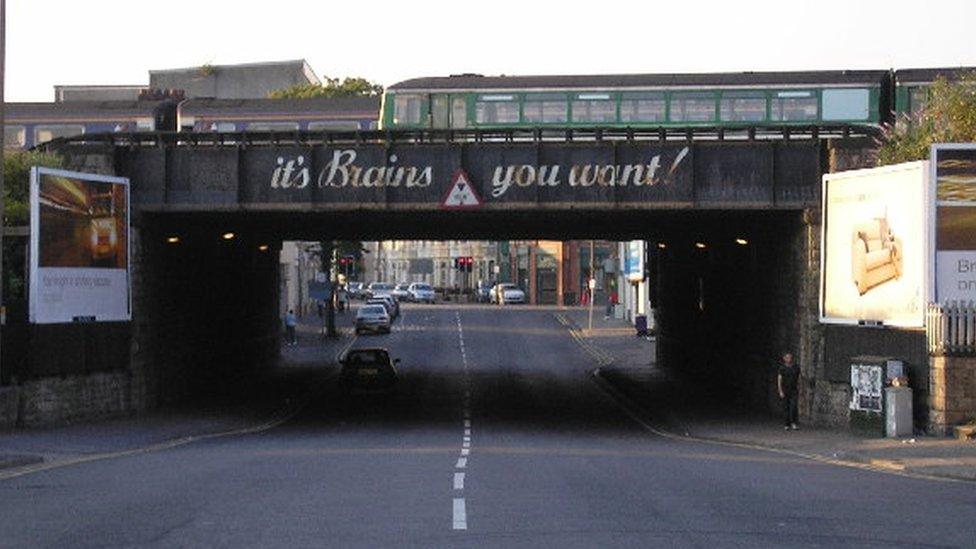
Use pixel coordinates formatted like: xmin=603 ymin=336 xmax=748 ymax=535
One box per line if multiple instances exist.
xmin=885 ymin=387 xmax=913 ymax=437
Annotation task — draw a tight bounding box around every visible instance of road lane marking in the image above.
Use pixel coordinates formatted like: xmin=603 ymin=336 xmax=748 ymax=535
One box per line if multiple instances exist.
xmin=460 ymin=448 xmax=470 ymax=456
xmin=464 ymin=420 xmax=471 ymax=428
xmin=456 ymin=457 xmax=467 ymax=468
xmin=453 ymin=498 xmax=467 ymax=530
xmin=464 ymin=428 xmax=471 ymax=435
xmin=454 ymin=472 xmax=465 ymax=490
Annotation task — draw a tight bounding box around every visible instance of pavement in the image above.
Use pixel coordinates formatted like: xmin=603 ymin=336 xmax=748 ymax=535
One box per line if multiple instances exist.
xmin=557 ymin=306 xmax=976 ymax=482
xmin=0 ymin=314 xmax=353 ymax=476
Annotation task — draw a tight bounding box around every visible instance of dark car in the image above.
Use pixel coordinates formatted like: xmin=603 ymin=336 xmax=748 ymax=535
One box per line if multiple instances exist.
xmin=338 ymin=348 xmax=400 ymax=393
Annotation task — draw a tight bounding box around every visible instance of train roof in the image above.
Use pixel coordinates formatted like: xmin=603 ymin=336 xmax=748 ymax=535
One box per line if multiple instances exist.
xmin=5 ymin=100 xmax=169 ymax=121
xmin=179 ymin=96 xmax=380 ymax=115
xmin=894 ymin=66 xmax=976 ymax=84
xmin=389 ymin=70 xmax=891 ymax=92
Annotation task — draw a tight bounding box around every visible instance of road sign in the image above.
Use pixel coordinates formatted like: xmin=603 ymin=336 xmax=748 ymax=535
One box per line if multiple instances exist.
xmin=441 ymin=169 xmax=482 ymax=209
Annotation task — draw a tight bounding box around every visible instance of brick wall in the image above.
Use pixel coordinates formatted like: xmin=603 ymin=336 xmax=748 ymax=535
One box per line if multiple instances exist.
xmin=929 ymin=356 xmax=976 ymax=435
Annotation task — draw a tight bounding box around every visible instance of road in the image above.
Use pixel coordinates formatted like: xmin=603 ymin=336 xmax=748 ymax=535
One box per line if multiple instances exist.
xmin=1 ymin=305 xmax=974 ymax=548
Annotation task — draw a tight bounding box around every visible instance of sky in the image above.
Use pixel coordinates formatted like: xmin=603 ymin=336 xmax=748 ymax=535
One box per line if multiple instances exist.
xmin=4 ymin=0 xmax=976 ymax=102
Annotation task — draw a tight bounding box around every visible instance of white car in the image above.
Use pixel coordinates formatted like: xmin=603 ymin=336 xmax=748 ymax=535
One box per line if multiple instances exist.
xmin=392 ymin=283 xmax=412 ymax=302
xmin=494 ymin=283 xmax=526 ymax=304
xmin=366 ymin=282 xmax=395 ymax=300
xmin=408 ymin=283 xmax=436 ymax=303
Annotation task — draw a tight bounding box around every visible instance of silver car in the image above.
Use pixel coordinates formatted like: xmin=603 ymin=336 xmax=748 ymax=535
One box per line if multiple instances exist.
xmin=408 ymin=283 xmax=436 ymax=303
xmin=355 ymin=304 xmax=391 ymax=335
xmin=392 ymin=283 xmax=412 ymax=302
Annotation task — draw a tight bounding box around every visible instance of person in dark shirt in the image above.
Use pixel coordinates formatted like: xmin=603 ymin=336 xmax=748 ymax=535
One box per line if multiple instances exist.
xmin=777 ymin=352 xmax=800 ymax=430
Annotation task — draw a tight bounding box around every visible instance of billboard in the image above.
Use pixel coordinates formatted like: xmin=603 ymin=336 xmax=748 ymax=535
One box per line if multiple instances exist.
xmin=820 ymin=162 xmax=930 ymax=327
xmin=933 ymin=144 xmax=976 ymax=302
xmin=29 ymin=167 xmax=131 ymax=323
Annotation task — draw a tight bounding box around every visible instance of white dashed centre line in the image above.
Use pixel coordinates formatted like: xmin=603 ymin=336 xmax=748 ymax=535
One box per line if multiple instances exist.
xmin=452 ymin=309 xmax=473 ymax=531
xmin=453 ymin=498 xmax=467 ymax=530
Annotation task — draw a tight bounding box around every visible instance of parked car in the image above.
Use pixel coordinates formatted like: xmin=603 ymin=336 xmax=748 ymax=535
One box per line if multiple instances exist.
xmin=392 ymin=283 xmax=412 ymax=302
xmin=493 ymin=283 xmax=526 ymax=304
xmin=338 ymin=347 xmax=400 ymax=394
xmin=408 ymin=282 xmax=436 ymax=303
xmin=366 ymin=282 xmax=395 ymax=300
xmin=355 ymin=304 xmax=391 ymax=335
xmin=367 ymin=296 xmax=399 ymax=319
xmin=347 ymin=282 xmax=365 ymax=300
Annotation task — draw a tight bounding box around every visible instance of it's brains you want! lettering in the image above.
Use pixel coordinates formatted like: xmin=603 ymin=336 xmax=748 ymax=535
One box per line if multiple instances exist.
xmin=270 ymin=151 xmax=432 ymax=189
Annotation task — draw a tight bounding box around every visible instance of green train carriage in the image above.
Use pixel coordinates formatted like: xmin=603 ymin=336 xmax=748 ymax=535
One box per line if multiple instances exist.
xmin=380 ymin=70 xmax=891 ymax=131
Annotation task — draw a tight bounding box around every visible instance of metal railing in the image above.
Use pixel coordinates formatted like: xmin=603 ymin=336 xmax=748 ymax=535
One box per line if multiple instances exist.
xmin=926 ymin=301 xmax=976 ymax=355
xmin=38 ymin=124 xmax=882 ymax=151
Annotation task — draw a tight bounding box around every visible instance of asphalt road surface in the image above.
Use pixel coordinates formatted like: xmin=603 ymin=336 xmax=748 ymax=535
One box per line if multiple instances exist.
xmin=1 ymin=305 xmax=974 ymax=548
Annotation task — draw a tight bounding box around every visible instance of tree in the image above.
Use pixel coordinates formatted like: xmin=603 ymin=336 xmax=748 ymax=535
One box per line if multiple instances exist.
xmin=877 ymin=72 xmax=976 ymax=166
xmin=2 ymin=150 xmax=63 ymax=300
xmin=268 ymin=76 xmax=383 ymax=100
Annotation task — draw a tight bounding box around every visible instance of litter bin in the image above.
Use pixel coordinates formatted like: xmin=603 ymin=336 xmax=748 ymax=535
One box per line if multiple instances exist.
xmin=634 ymin=314 xmax=648 ymax=337
xmin=885 ymin=387 xmax=913 ymax=437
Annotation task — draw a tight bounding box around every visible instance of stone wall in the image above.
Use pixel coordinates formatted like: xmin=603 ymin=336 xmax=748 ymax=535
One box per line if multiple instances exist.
xmin=929 ymin=356 xmax=976 ymax=435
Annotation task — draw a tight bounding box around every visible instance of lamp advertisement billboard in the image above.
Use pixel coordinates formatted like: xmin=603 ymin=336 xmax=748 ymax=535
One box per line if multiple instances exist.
xmin=820 ymin=162 xmax=930 ymax=327
xmin=933 ymin=144 xmax=976 ymax=302
xmin=29 ymin=167 xmax=131 ymax=323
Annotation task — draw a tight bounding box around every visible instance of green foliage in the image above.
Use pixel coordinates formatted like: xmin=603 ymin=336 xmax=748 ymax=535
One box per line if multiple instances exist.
xmin=3 ymin=150 xmax=63 ymax=226
xmin=269 ymin=76 xmax=383 ymax=99
xmin=878 ymin=73 xmax=976 ymax=165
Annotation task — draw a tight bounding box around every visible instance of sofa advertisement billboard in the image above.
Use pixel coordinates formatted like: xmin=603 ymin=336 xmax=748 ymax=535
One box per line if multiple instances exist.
xmin=820 ymin=162 xmax=929 ymax=327
xmin=933 ymin=144 xmax=976 ymax=302
xmin=29 ymin=167 xmax=131 ymax=324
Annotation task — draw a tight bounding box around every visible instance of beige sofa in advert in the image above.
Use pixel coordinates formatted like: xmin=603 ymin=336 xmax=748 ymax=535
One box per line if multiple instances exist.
xmin=852 ymin=218 xmax=902 ymax=295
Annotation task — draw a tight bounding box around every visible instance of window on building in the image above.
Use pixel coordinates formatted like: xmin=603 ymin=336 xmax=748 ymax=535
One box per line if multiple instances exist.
xmin=247 ymin=122 xmax=299 ymax=132
xmin=34 ymin=125 xmax=85 ymax=145
xmin=522 ymin=93 xmax=568 ymax=124
xmin=475 ymin=95 xmax=520 ymax=124
xmin=393 ymin=94 xmax=424 ymax=126
xmin=720 ymin=91 xmax=767 ymax=122
xmin=4 ymin=125 xmax=26 ymax=148
xmin=821 ymin=88 xmax=870 ymax=121
xmin=308 ymin=121 xmax=361 ymax=131
xmin=619 ymin=92 xmax=666 ymax=123
xmin=571 ymin=94 xmax=616 ymax=123
xmin=769 ymin=90 xmax=819 ymax=121
xmin=669 ymin=92 xmax=716 ymax=123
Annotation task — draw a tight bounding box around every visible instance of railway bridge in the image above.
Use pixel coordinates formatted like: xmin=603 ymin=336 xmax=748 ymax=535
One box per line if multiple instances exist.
xmin=11 ymin=126 xmax=879 ymax=424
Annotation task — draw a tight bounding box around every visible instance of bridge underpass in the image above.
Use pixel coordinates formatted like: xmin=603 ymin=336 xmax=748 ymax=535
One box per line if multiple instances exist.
xmin=40 ymin=129 xmax=860 ymax=419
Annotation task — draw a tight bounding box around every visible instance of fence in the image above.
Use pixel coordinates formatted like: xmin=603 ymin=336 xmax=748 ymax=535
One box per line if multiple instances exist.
xmin=927 ymin=301 xmax=976 ymax=355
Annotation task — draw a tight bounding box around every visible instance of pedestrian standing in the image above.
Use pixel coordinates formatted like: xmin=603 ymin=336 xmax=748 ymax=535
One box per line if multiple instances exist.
xmin=284 ymin=309 xmax=298 ymax=346
xmin=777 ymin=352 xmax=800 ymax=430
xmin=605 ymin=288 xmax=617 ymax=319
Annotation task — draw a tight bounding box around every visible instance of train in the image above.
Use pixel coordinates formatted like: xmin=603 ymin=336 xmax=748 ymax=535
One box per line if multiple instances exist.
xmin=4 ymin=66 xmax=971 ymax=150
xmin=379 ymin=67 xmax=973 ymax=130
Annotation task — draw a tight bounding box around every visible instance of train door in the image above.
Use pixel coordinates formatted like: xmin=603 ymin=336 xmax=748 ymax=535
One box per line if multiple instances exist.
xmin=451 ymin=96 xmax=468 ymax=128
xmin=431 ymin=94 xmax=450 ymax=128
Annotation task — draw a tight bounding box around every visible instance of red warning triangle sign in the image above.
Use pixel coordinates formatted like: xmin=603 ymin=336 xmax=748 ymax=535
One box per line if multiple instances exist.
xmin=441 ymin=169 xmax=483 ymax=209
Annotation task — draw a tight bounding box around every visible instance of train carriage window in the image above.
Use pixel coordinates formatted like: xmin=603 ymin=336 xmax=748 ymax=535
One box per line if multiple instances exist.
xmin=308 ymin=121 xmax=361 ymax=131
xmin=720 ymin=91 xmax=767 ymax=122
xmin=770 ymin=91 xmax=818 ymax=121
xmin=247 ymin=122 xmax=299 ymax=132
xmin=669 ymin=92 xmax=717 ymax=123
xmin=34 ymin=125 xmax=85 ymax=145
xmin=475 ymin=95 xmax=519 ymax=125
xmin=909 ymin=86 xmax=929 ymax=115
xmin=522 ymin=93 xmax=568 ymax=124
xmin=822 ymin=88 xmax=870 ymax=121
xmin=4 ymin=125 xmax=26 ymax=148
xmin=619 ymin=92 xmax=666 ymax=123
xmin=571 ymin=93 xmax=616 ymax=123
xmin=393 ymin=94 xmax=424 ymax=126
